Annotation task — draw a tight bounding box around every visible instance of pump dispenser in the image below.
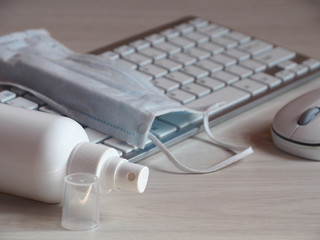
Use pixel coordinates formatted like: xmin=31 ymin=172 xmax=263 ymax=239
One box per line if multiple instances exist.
xmin=67 ymin=142 xmax=149 ymax=194
xmin=0 ymin=104 xmax=149 ymax=203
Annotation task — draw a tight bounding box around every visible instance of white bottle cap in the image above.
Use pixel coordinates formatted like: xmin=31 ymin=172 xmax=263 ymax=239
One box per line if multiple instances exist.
xmin=68 ymin=142 xmax=149 ymax=193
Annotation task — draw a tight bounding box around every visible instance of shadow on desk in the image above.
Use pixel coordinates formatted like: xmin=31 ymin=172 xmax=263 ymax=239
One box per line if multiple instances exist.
xmin=0 ymin=193 xmax=62 ymax=231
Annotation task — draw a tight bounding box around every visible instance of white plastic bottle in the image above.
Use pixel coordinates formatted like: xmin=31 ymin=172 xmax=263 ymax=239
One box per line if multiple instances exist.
xmin=0 ymin=104 xmax=149 ymax=203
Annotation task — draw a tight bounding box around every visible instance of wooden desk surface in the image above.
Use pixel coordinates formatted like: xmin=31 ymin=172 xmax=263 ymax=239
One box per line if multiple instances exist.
xmin=1 ymin=0 xmax=320 ymax=239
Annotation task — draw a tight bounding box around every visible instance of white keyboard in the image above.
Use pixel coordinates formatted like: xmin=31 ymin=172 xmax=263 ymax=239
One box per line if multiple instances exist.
xmin=1 ymin=16 xmax=320 ymax=162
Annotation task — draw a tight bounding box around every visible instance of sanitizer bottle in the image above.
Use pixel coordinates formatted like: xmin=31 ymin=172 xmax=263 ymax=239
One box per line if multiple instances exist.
xmin=0 ymin=104 xmax=149 ymax=203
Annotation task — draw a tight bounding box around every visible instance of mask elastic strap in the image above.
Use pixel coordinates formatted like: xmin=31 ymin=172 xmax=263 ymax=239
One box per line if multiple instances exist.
xmin=148 ymin=109 xmax=253 ymax=174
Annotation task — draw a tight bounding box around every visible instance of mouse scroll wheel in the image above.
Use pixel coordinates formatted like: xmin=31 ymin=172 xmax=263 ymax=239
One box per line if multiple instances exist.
xmin=298 ymin=107 xmax=320 ymax=125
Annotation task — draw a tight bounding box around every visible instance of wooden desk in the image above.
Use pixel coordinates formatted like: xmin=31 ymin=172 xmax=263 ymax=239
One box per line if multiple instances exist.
xmin=1 ymin=1 xmax=320 ymax=239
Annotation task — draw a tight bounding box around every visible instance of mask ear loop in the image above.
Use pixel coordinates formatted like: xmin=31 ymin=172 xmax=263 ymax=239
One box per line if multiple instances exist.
xmin=148 ymin=105 xmax=253 ymax=174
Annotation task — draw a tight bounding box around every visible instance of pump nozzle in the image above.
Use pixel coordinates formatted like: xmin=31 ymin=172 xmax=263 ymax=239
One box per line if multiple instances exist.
xmin=68 ymin=142 xmax=149 ymax=193
xmin=102 ymin=156 xmax=149 ymax=193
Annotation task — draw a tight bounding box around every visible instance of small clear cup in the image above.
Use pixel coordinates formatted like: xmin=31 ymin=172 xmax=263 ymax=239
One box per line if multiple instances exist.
xmin=61 ymin=173 xmax=100 ymax=231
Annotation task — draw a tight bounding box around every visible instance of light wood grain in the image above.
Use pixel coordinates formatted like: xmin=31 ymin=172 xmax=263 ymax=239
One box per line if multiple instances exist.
xmin=1 ymin=1 xmax=320 ymax=239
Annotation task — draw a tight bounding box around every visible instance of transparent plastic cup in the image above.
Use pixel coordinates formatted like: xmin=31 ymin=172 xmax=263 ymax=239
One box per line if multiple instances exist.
xmin=61 ymin=173 xmax=100 ymax=231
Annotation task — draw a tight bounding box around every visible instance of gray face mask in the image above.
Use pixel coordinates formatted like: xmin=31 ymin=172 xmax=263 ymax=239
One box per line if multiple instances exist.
xmin=0 ymin=29 xmax=253 ymax=174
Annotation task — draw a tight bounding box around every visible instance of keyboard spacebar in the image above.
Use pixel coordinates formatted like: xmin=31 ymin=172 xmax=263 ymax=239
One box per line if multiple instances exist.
xmin=185 ymin=86 xmax=251 ymax=113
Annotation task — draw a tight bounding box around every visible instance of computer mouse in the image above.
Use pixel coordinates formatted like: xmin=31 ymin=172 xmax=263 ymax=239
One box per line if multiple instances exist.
xmin=271 ymin=88 xmax=320 ymax=160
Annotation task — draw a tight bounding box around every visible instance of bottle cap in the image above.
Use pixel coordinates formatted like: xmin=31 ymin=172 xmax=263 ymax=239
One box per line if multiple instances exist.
xmin=61 ymin=173 xmax=100 ymax=231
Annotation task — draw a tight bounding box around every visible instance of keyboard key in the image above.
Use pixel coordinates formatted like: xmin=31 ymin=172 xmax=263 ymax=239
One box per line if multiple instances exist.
xmin=303 ymin=58 xmax=320 ymax=70
xmin=240 ymin=59 xmax=267 ymax=72
xmin=139 ymin=47 xmax=167 ymax=60
xmin=161 ymin=28 xmax=180 ymax=39
xmin=6 ymin=97 xmax=38 ymax=110
xmin=169 ymin=36 xmax=195 ymax=49
xmin=184 ymin=31 xmax=209 ymax=44
xmin=0 ymin=90 xmax=16 ymax=103
xmin=238 ymin=39 xmax=273 ymax=56
xmin=130 ymin=39 xmax=151 ymax=50
xmin=123 ymin=53 xmax=152 ymax=66
xmin=181 ymin=83 xmax=211 ymax=97
xmin=175 ymin=23 xmax=194 ymax=34
xmin=275 ymin=70 xmax=295 ymax=81
xmin=114 ymin=45 xmax=135 ymax=56
xmin=211 ymin=70 xmax=239 ymax=84
xmin=114 ymin=58 xmax=137 ymax=70
xmin=211 ymin=54 xmax=237 ymax=67
xmin=150 ymin=119 xmax=177 ymax=139
xmin=233 ymin=79 xmax=268 ymax=96
xmin=99 ymin=51 xmax=119 ymax=60
xmin=158 ymin=112 xmax=202 ymax=128
xmin=198 ymin=42 xmax=224 ymax=55
xmin=166 ymin=71 xmax=195 ymax=85
xmin=186 ymin=86 xmax=250 ymax=112
xmin=254 ymin=47 xmax=296 ymax=67
xmin=166 ymin=89 xmax=196 ymax=104
xmin=225 ymin=31 xmax=251 ymax=44
xmin=104 ymin=138 xmax=136 ymax=154
xmin=277 ymin=60 xmax=297 ymax=69
xmin=189 ymin=18 xmax=209 ymax=28
xmin=195 ymin=59 xmax=223 ymax=73
xmin=153 ymin=77 xmax=179 ymax=92
xmin=145 ymin=34 xmax=165 ymax=44
xmin=136 ymin=71 xmax=153 ymax=81
xmin=226 ymin=65 xmax=253 ymax=78
xmin=250 ymin=72 xmax=281 ymax=88
xmin=289 ymin=64 xmax=308 ymax=76
xmin=169 ymin=52 xmax=197 ymax=66
xmin=225 ymin=48 xmax=250 ymax=61
xmin=181 ymin=65 xmax=209 ymax=79
xmin=184 ymin=47 xmax=211 ymax=60
xmin=154 ymin=42 xmax=181 ymax=55
xmin=139 ymin=64 xmax=168 ymax=78
xmin=198 ymin=25 xmax=229 ymax=39
xmin=197 ymin=76 xmax=225 ymax=91
xmin=85 ymin=127 xmax=110 ymax=143
xmin=155 ymin=58 xmax=182 ymax=72
xmin=212 ymin=37 xmax=238 ymax=49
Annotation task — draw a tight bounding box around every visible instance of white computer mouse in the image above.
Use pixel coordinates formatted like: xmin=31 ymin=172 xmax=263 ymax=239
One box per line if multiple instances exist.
xmin=271 ymin=88 xmax=320 ymax=160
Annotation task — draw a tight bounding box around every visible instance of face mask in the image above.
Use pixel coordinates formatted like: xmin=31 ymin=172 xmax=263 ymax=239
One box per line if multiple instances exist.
xmin=0 ymin=29 xmax=253 ymax=174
